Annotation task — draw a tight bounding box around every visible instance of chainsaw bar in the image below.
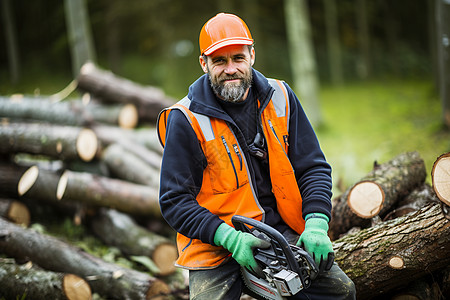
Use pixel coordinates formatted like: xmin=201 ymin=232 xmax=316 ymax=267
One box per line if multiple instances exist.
xmin=232 ymin=215 xmax=318 ymax=300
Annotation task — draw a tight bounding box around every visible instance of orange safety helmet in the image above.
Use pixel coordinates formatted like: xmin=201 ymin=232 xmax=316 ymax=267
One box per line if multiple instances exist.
xmin=199 ymin=13 xmax=253 ymax=56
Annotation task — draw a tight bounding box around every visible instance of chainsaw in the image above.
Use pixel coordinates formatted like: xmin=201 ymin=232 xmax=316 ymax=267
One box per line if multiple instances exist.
xmin=231 ymin=215 xmax=318 ymax=300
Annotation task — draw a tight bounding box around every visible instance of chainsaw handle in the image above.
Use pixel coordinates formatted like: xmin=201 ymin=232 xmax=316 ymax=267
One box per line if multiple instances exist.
xmin=231 ymin=215 xmax=300 ymax=274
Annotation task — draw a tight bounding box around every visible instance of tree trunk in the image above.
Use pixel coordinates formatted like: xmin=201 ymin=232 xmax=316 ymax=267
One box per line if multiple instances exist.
xmin=0 ymin=258 xmax=92 ymax=300
xmin=1 ymin=0 xmax=20 ymax=84
xmin=64 ymin=0 xmax=96 ymax=77
xmin=356 ymin=0 xmax=371 ymax=78
xmin=101 ymin=143 xmax=160 ymax=187
xmin=77 ymin=62 xmax=174 ymax=123
xmin=90 ymin=208 xmax=177 ymax=276
xmin=323 ymin=0 xmax=343 ymax=85
xmin=333 ymin=203 xmax=450 ymax=299
xmin=436 ymin=0 xmax=450 ymax=128
xmin=0 ymin=198 xmax=30 ymax=226
xmin=432 ymin=152 xmax=450 ymax=206
xmin=56 ymin=170 xmax=161 ymax=217
xmin=0 ymin=122 xmax=98 ymax=162
xmin=329 ymin=152 xmax=426 ymax=239
xmin=0 ymin=218 xmax=170 ymax=299
xmin=284 ymin=0 xmax=322 ymax=127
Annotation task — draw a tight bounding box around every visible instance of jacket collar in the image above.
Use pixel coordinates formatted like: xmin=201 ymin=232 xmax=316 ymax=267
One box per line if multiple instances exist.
xmin=187 ymin=68 xmax=275 ymax=121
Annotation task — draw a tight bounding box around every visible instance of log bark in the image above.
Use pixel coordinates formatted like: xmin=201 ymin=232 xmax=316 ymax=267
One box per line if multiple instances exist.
xmin=93 ymin=125 xmax=162 ymax=168
xmin=333 ymin=203 xmax=450 ymax=299
xmin=56 ymin=170 xmax=162 ymax=217
xmin=0 ymin=218 xmax=170 ymax=299
xmin=390 ymin=276 xmax=442 ymax=300
xmin=0 ymin=122 xmax=98 ymax=162
xmin=329 ymin=151 xmax=426 ymax=239
xmin=0 ymin=96 xmax=138 ymax=129
xmin=432 ymin=152 xmax=450 ymax=206
xmin=383 ymin=183 xmax=439 ymax=221
xmin=0 ymin=258 xmax=92 ymax=300
xmin=101 ymin=143 xmax=160 ymax=187
xmin=18 ymin=165 xmax=84 ymax=221
xmin=77 ymin=62 xmax=174 ymax=122
xmin=347 ymin=151 xmax=426 ymax=218
xmin=0 ymin=162 xmax=27 ymax=199
xmin=0 ymin=198 xmax=30 ymax=226
xmin=90 ymin=208 xmax=177 ymax=276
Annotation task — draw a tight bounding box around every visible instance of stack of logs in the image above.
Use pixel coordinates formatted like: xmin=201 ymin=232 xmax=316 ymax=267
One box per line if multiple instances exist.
xmin=0 ymin=63 xmax=179 ymax=300
xmin=330 ymin=151 xmax=450 ymax=300
xmin=1 ymin=63 xmax=450 ymax=300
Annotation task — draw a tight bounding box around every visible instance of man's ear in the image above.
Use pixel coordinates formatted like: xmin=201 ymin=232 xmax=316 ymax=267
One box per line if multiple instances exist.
xmin=199 ymin=55 xmax=208 ymax=73
xmin=250 ymin=47 xmax=256 ymax=66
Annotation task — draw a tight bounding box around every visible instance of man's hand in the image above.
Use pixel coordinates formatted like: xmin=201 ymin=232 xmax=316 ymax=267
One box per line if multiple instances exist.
xmin=297 ymin=213 xmax=334 ymax=272
xmin=214 ymin=223 xmax=270 ymax=271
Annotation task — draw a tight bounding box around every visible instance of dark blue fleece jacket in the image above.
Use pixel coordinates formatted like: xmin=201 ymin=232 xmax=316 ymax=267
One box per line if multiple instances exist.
xmin=158 ymin=69 xmax=332 ymax=246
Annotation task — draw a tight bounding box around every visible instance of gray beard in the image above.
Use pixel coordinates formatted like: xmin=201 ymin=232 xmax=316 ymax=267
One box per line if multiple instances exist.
xmin=209 ymin=73 xmax=253 ymax=103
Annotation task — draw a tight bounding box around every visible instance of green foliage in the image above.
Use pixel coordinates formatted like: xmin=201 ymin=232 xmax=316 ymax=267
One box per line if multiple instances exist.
xmin=316 ymin=79 xmax=449 ymax=194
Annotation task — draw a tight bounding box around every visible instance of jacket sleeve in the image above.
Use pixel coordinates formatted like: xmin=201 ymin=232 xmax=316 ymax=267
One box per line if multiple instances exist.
xmin=158 ymin=109 xmax=224 ymax=245
xmin=283 ymin=83 xmax=333 ymax=220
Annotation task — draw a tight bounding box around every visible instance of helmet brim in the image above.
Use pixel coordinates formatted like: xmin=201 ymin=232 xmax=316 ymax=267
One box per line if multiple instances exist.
xmin=203 ymin=38 xmax=253 ymax=56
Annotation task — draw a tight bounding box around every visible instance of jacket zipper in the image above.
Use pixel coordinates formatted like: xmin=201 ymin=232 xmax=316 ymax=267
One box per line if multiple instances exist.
xmin=232 ymin=144 xmax=243 ymax=170
xmin=268 ymin=120 xmax=288 ymax=156
xmin=221 ymin=136 xmax=239 ymax=189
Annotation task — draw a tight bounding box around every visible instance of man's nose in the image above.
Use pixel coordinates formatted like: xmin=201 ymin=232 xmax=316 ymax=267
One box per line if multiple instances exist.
xmin=224 ymin=60 xmax=237 ymax=74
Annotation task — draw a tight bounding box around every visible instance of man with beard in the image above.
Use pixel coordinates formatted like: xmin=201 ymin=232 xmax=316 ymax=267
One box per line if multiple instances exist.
xmin=157 ymin=13 xmax=355 ymax=300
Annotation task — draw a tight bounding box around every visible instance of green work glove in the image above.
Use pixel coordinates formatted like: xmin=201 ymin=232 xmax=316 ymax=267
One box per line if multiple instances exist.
xmin=297 ymin=213 xmax=334 ymax=272
xmin=214 ymin=223 xmax=270 ymax=272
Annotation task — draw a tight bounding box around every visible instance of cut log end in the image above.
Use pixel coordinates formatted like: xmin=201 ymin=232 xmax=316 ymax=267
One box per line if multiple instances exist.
xmin=432 ymin=153 xmax=450 ymax=206
xmin=56 ymin=170 xmax=69 ymax=200
xmin=347 ymin=181 xmax=385 ymax=218
xmin=8 ymin=201 xmax=30 ymax=227
xmin=145 ymin=279 xmax=170 ymax=300
xmin=76 ymin=128 xmax=98 ymax=162
xmin=18 ymin=165 xmax=39 ymax=196
xmin=63 ymin=273 xmax=92 ymax=300
xmin=118 ymin=104 xmax=139 ymax=129
xmin=388 ymin=255 xmax=405 ymax=269
xmin=152 ymin=243 xmax=178 ymax=276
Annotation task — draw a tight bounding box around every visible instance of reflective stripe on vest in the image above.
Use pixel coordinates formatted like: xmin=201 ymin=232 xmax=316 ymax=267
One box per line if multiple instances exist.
xmin=157 ymin=78 xmax=305 ymax=270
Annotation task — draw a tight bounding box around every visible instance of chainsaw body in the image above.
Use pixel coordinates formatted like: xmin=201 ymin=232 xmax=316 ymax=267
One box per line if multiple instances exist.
xmin=231 ymin=215 xmax=318 ymax=300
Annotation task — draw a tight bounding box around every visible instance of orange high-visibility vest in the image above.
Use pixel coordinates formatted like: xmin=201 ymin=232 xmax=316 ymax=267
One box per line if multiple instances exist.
xmin=157 ymin=79 xmax=305 ymax=269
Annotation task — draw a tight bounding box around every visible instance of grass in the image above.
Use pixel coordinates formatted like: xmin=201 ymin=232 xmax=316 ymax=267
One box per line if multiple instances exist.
xmin=315 ymin=79 xmax=450 ymax=195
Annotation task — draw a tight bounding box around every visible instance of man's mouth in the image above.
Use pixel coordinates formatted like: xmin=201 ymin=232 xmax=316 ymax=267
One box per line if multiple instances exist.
xmin=221 ymin=78 xmax=242 ymax=84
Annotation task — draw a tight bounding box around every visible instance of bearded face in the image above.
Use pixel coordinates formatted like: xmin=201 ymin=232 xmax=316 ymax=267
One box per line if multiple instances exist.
xmin=200 ymin=44 xmax=255 ymax=103
xmin=207 ymin=62 xmax=253 ymax=103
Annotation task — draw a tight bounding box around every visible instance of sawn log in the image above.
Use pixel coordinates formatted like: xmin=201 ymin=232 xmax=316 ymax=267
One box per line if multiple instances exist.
xmin=333 ymin=203 xmax=450 ymax=299
xmin=56 ymin=169 xmax=161 ymax=217
xmin=0 ymin=217 xmax=170 ymax=299
xmin=0 ymin=258 xmax=92 ymax=300
xmin=77 ymin=62 xmax=174 ymax=122
xmin=329 ymin=151 xmax=426 ymax=239
xmin=90 ymin=208 xmax=177 ymax=276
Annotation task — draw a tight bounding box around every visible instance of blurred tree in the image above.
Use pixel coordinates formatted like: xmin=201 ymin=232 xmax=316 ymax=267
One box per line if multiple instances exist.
xmin=356 ymin=0 xmax=370 ymax=79
xmin=436 ymin=0 xmax=450 ymax=128
xmin=324 ymin=0 xmax=343 ymax=85
xmin=1 ymin=0 xmax=20 ymax=84
xmin=284 ymin=0 xmax=322 ymax=127
xmin=64 ymin=0 xmax=96 ymax=76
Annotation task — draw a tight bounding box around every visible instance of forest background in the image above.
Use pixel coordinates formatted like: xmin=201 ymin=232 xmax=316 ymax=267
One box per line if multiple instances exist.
xmin=1 ymin=0 xmax=449 ymax=192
